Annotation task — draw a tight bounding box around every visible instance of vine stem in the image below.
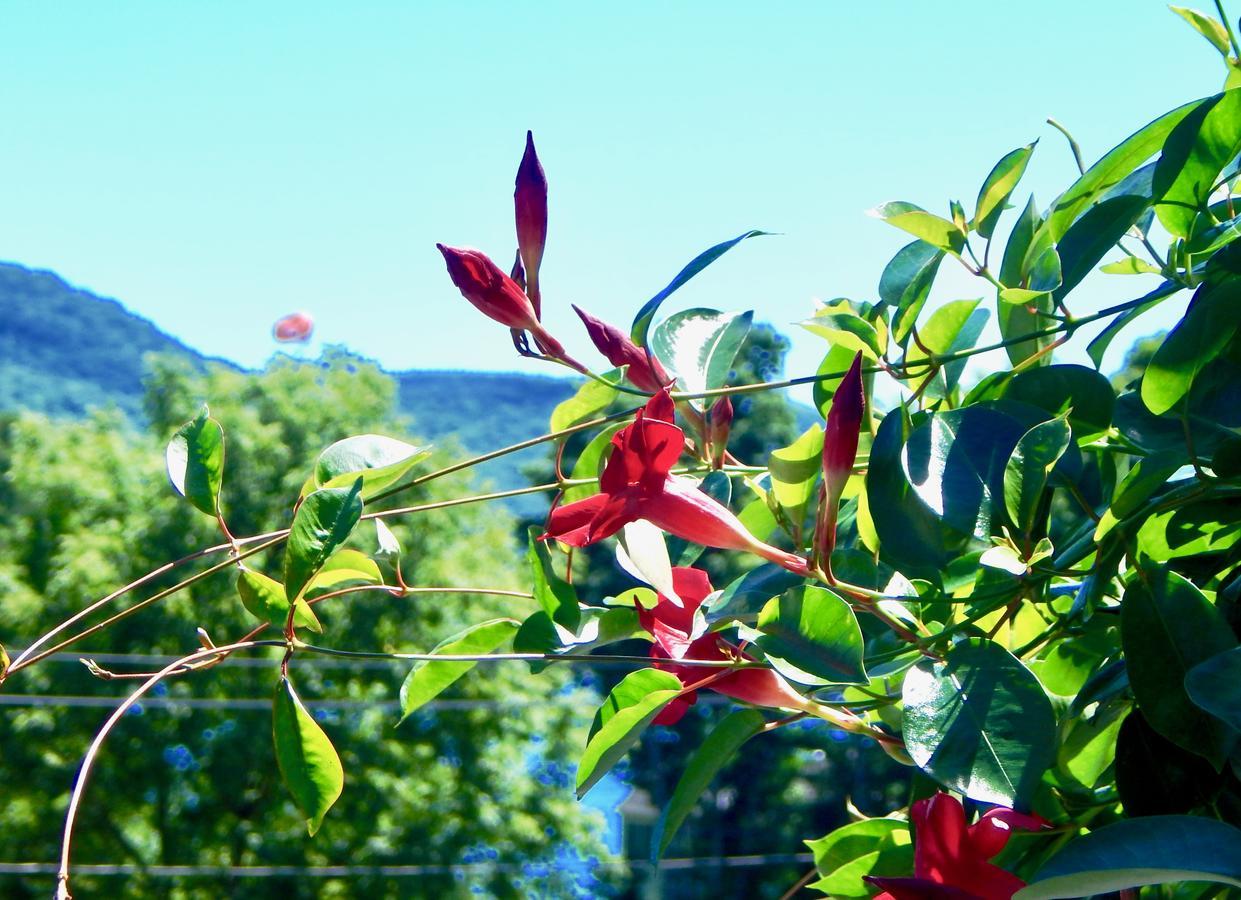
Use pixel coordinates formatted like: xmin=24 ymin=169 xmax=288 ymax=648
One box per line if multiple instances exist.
xmin=55 ymin=640 xmax=284 ymax=900
xmin=295 ymin=643 xmax=771 ymax=668
xmin=1216 ymin=0 xmax=1241 ymax=58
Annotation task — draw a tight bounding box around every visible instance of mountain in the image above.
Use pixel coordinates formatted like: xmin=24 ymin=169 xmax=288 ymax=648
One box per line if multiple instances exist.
xmin=0 ymin=262 xmax=576 ymax=507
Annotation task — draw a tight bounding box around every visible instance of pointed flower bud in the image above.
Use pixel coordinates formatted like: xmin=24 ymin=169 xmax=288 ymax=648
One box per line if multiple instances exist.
xmin=815 ymin=352 xmax=865 ymax=569
xmin=707 ymin=396 xmax=733 ymax=468
xmin=436 ymin=243 xmax=566 ymax=358
xmin=572 ymin=305 xmax=670 ymax=393
xmin=514 ymin=131 xmax=548 ymax=317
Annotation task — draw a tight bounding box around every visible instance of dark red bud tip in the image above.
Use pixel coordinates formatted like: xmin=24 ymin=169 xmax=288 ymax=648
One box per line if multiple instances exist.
xmin=515 ymin=131 xmax=549 ymax=315
xmin=823 ymin=351 xmax=865 ymax=481
xmin=573 ymin=304 xmax=671 ymax=394
xmin=436 ymin=243 xmax=540 ymax=334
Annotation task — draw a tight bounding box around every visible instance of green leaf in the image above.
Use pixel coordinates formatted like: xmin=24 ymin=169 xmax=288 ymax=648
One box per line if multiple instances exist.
xmin=805 ymin=818 xmax=913 ymax=898
xmin=768 ymin=425 xmax=824 ymax=527
xmin=1057 ymin=699 xmax=1127 ymax=789
xmin=577 ymin=669 xmax=684 ymax=798
xmin=1170 ymin=5 xmax=1233 ymax=55
xmin=236 ymin=566 xmax=322 ymax=633
xmin=903 ymin=298 xmax=988 ymax=394
xmin=652 ymin=709 xmax=765 ymax=859
xmin=1045 ymin=96 xmax=1208 ymax=241
xmin=630 ymin=230 xmax=768 ymax=348
xmin=975 ymin=142 xmax=1036 ymax=239
xmin=550 ymin=369 xmax=622 ymax=433
xmin=1002 ymin=364 xmax=1115 ymax=443
xmin=1116 ymin=710 xmax=1224 ymax=816
xmin=1120 ymin=568 xmax=1237 ymax=767
xmin=1154 ymin=90 xmax=1241 ymax=238
xmin=1141 ymin=275 xmax=1241 ymax=415
xmin=1094 ymin=452 xmax=1185 ymax=541
xmin=1136 ymin=498 xmax=1241 ymax=560
xmin=307 ymin=435 xmax=430 ymax=501
xmin=1054 ymin=194 xmax=1151 ymax=301
xmin=1186 ymin=646 xmax=1241 ymax=730
xmin=879 ymin=240 xmax=945 ymax=344
xmin=1100 ymin=256 xmax=1162 ymax=275
xmin=1016 ymin=816 xmax=1241 ymax=899
xmin=526 ymin=526 xmax=579 ymax=633
xmin=165 ymin=405 xmax=225 ymax=517
xmin=563 ymin=422 xmax=625 ymax=504
xmin=272 ymin=676 xmax=344 ymax=836
xmin=1086 ymin=280 xmax=1183 ymax=369
xmin=398 ymin=618 xmax=520 ymax=721
xmin=754 ymin=585 xmax=867 ymax=686
xmin=1004 ymin=416 xmax=1072 ymax=533
xmin=303 ymin=548 xmax=382 ymax=598
xmin=704 ymin=564 xmax=807 ymax=625
xmin=868 ymin=202 xmax=966 ymax=255
xmin=902 ymin=638 xmax=1056 ymax=807
xmin=998 ymin=197 xmax=1057 ymax=367
xmin=650 ymin=308 xmax=753 ymax=409
xmin=374 ymin=519 xmax=401 ymax=562
xmin=799 ymin=310 xmax=884 ymax=361
xmin=283 ymin=480 xmax=364 ymax=603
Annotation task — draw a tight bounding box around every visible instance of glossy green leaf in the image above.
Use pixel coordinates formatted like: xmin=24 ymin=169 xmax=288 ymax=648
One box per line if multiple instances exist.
xmin=283 ymin=479 xmax=364 ymax=603
xmin=630 ymin=230 xmax=768 ymax=348
xmin=805 ymin=818 xmax=913 ymax=898
xmin=1136 ymin=498 xmax=1241 ymax=560
xmin=1120 ymin=568 xmax=1237 ymax=767
xmin=998 ymin=196 xmax=1058 ymax=367
xmin=1141 ymin=275 xmax=1241 ymax=415
xmin=577 ymin=668 xmax=684 ymax=798
xmin=1154 ymin=90 xmax=1241 ymax=238
xmin=165 ymin=405 xmax=224 ymax=517
xmin=527 ymin=526 xmax=579 ymax=632
xmin=273 ymin=676 xmax=344 ymax=836
xmin=813 ymin=344 xmax=861 ymax=418
xmin=1094 ymin=452 xmax=1185 ymax=541
xmin=902 ymin=638 xmax=1056 ymax=807
xmin=975 ymin=142 xmax=1036 ymax=239
xmin=1004 ymin=416 xmax=1072 ymax=533
xmin=1016 ymin=816 xmax=1241 ymax=899
xmin=1002 ymin=364 xmax=1115 ymax=442
xmin=704 ymin=564 xmax=807 ymax=625
xmin=1170 ymin=6 xmax=1232 ymax=55
xmin=868 ymin=202 xmax=966 ymax=254
xmin=308 ymin=434 xmax=430 ymax=500
xmin=879 ymin=240 xmax=945 ymax=344
xmin=1186 ymin=646 xmax=1241 ymax=730
xmin=754 ymin=585 xmax=867 ymax=686
xmin=1045 ymin=97 xmax=1206 ymax=241
xmin=303 ymin=548 xmax=383 ymax=598
xmin=1086 ymin=280 xmax=1182 ymax=369
xmin=563 ymin=422 xmax=625 ymax=504
xmin=799 ymin=310 xmax=884 ymax=361
xmin=398 ymin=618 xmax=520 ymax=721
xmin=1099 ymin=256 xmax=1162 ymax=275
xmin=999 ymin=195 xmax=1040 ymax=287
xmin=904 ymin=298 xmax=988 ymax=395
xmin=1057 ymin=699 xmax=1127 ymax=789
xmin=236 ymin=566 xmax=322 ymax=633
xmin=550 ymin=368 xmax=622 ymax=433
xmin=1054 ymin=194 xmax=1151 ymax=301
xmin=650 ymin=308 xmax=753 ymax=410
xmin=768 ymin=425 xmax=824 ymax=526
xmin=652 ymin=709 xmax=765 ymax=859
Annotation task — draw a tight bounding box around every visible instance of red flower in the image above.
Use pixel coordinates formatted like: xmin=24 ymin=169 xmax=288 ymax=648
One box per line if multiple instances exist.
xmin=436 ymin=243 xmax=566 ymax=358
xmin=636 ymin=567 xmax=816 ymax=724
xmin=543 ymin=391 xmax=808 ymax=576
xmin=514 ymin=131 xmax=548 ymax=317
xmin=272 ymin=311 xmax=314 ymax=343
xmin=572 ymin=305 xmax=671 ymax=394
xmin=815 ymin=351 xmax=864 ymax=568
xmin=866 ymin=793 xmax=1047 ymax=900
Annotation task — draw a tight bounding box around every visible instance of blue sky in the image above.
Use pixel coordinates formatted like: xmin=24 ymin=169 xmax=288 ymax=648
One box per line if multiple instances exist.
xmin=0 ymin=1 xmax=1229 ymax=393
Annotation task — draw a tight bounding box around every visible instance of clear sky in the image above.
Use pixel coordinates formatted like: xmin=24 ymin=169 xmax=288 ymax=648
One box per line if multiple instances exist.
xmin=0 ymin=1 xmax=1228 ymax=393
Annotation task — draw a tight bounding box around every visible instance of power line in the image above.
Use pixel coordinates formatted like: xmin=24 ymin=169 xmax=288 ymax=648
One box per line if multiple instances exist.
xmin=0 ymin=854 xmax=814 ymax=878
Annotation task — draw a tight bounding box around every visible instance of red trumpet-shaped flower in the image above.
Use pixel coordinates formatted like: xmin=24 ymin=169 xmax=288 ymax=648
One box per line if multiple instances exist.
xmin=543 ymin=391 xmax=808 ymax=576
xmin=436 ymin=243 xmax=566 ymax=358
xmin=572 ymin=305 xmax=671 ymax=394
xmin=815 ymin=351 xmax=865 ymax=570
xmin=514 ymin=131 xmax=548 ymax=317
xmin=635 ymin=567 xmax=816 ymax=724
xmin=866 ymin=793 xmax=1048 ymax=900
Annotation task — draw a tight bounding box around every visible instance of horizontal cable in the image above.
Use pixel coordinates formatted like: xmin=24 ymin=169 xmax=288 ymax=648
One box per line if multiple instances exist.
xmin=0 ymin=854 xmax=813 ymax=877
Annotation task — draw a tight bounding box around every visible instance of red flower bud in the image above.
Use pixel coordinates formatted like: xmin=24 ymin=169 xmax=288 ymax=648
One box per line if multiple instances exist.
xmin=436 ymin=243 xmax=565 ymax=357
xmin=815 ymin=352 xmax=865 ymax=570
xmin=572 ymin=305 xmax=670 ymax=394
xmin=707 ymin=396 xmax=733 ymax=468
xmin=514 ymin=131 xmax=548 ymax=317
